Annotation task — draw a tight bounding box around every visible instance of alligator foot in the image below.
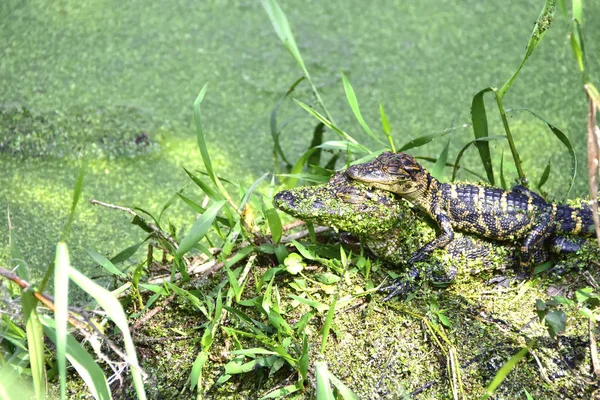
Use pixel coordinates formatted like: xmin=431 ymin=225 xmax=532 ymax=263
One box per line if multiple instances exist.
xmin=380 ymin=268 xmax=421 ymax=300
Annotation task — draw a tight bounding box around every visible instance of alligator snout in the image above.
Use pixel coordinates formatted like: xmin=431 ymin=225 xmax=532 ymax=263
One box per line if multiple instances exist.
xmin=273 ymin=190 xmax=295 ymax=209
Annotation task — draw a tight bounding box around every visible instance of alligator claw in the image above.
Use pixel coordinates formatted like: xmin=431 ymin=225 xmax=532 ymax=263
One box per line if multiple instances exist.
xmin=379 ymin=268 xmax=421 ymax=300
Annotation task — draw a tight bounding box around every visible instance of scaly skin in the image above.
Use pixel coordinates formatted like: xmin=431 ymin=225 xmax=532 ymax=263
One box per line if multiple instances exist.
xmin=274 ymin=172 xmax=525 ymax=298
xmin=347 ymin=152 xmax=595 ymax=270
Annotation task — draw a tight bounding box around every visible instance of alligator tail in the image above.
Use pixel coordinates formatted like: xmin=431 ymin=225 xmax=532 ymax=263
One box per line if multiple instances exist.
xmin=556 ymin=204 xmax=596 ymax=237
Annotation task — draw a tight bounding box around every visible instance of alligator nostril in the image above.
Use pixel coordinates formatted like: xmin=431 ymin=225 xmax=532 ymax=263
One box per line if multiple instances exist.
xmin=274 ymin=190 xmax=295 ymax=207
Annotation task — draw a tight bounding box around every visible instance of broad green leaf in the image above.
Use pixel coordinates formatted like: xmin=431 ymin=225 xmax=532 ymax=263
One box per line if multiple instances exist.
xmin=54 ymin=242 xmax=70 ymax=399
xmin=68 ymin=266 xmax=147 ymax=400
xmin=231 ymin=348 xmax=278 ymax=356
xmin=285 ymin=147 xmax=318 ymax=189
xmin=176 ymin=200 xmax=226 ymax=258
xmin=544 ymin=310 xmax=567 ymax=339
xmin=471 ymin=87 xmax=495 ymax=184
xmin=284 ymin=253 xmax=305 ymax=275
xmin=500 ymin=150 xmax=507 ymax=189
xmin=260 ymin=0 xmax=333 ymax=123
xmin=569 ymin=20 xmax=585 ymax=72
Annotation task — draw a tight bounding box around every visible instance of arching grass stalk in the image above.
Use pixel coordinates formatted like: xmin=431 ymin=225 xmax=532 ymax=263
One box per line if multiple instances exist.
xmin=471 ymin=0 xmax=556 ymax=187
xmin=261 ymin=0 xmax=335 ymax=124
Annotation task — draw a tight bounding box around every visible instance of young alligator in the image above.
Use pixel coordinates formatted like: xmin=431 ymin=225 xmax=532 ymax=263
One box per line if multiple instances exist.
xmin=347 ymin=152 xmax=595 ymax=272
xmin=274 ymin=172 xmax=529 ymax=297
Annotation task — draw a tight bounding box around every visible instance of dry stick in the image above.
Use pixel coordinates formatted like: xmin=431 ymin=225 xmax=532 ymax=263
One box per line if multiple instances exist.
xmin=0 ymin=266 xmax=88 ymax=331
xmin=0 ymin=265 xmax=148 ymax=378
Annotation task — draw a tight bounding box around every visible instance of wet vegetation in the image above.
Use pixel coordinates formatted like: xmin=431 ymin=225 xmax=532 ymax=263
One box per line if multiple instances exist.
xmin=3 ymin=0 xmax=600 ymax=399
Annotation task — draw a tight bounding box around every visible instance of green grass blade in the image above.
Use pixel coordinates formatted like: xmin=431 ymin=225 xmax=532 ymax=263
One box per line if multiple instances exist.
xmin=537 ymin=158 xmax=552 ymax=191
xmin=189 ymin=351 xmax=208 ymax=391
xmin=22 ymin=292 xmax=45 ymax=400
xmin=451 ymin=136 xmax=506 ymax=182
xmin=54 ymin=243 xmax=70 ymax=400
xmin=572 ymin=0 xmax=582 ymax=22
xmin=176 ymin=200 xmax=226 ymax=258
xmin=41 ymin=316 xmax=111 ymax=400
xmin=285 ymin=147 xmax=318 ymax=188
xmin=294 ymin=100 xmax=367 ymax=151
xmin=341 ymin=72 xmax=385 ymax=146
xmin=431 ymin=136 xmax=451 ymax=180
xmin=193 ymin=85 xmax=237 ymax=210
xmin=85 ymin=248 xmax=124 ymax=277
xmin=471 ymin=87 xmax=495 ymax=184
xmin=61 ymin=164 xmax=85 ymax=242
xmin=260 ymin=0 xmax=305 ymax=76
xmin=398 ymin=130 xmax=450 ymax=153
xmin=498 ymin=0 xmax=556 ymax=97
xmin=8 ymin=205 xmax=28 ymax=280
xmin=320 ymin=295 xmax=337 ymax=355
xmin=68 ymin=266 xmax=147 ymax=400
xmin=481 ymin=347 xmax=529 ymax=399
xmin=260 ymin=0 xmax=334 ymax=123
xmin=110 ymin=239 xmax=147 ymax=265
xmin=327 ymin=370 xmax=360 ymax=400
xmin=379 ymin=102 xmax=395 ymax=152
xmin=40 ymin=165 xmax=85 ymax=292
xmin=260 ymin=383 xmax=302 ymax=399
xmin=265 ymin=208 xmax=282 ymax=244
xmin=510 ymin=108 xmax=577 ymax=196
xmin=315 ymin=360 xmax=334 ymax=400
xmin=569 ymin=20 xmax=585 ymax=72
xmin=271 ymin=76 xmax=305 ymax=168
xmin=500 ymin=150 xmax=507 ymax=189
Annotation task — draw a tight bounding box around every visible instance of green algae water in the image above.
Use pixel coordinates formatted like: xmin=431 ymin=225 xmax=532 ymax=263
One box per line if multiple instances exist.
xmin=1 ymin=0 xmax=599 ymax=274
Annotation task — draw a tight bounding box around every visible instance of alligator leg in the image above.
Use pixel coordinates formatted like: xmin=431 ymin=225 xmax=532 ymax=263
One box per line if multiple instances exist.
xmin=511 ymin=185 xmax=546 ymax=203
xmin=407 ymin=211 xmax=454 ymax=263
xmin=548 ymin=235 xmax=586 ymax=254
xmin=520 ymin=214 xmax=555 ymax=269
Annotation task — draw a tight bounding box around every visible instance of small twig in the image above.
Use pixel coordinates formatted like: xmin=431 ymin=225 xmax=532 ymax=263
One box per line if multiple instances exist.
xmin=134 ymin=335 xmax=191 ymax=345
xmin=529 ymin=349 xmax=552 ymax=384
xmin=130 ymin=294 xmax=177 ymax=332
xmin=590 ymin=318 xmax=600 ymax=377
xmin=90 ymin=198 xmax=191 ymax=267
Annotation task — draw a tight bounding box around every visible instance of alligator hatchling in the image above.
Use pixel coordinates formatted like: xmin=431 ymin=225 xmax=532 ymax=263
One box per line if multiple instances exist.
xmin=274 ymin=172 xmax=542 ymax=298
xmin=347 ymin=152 xmax=596 ymax=282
